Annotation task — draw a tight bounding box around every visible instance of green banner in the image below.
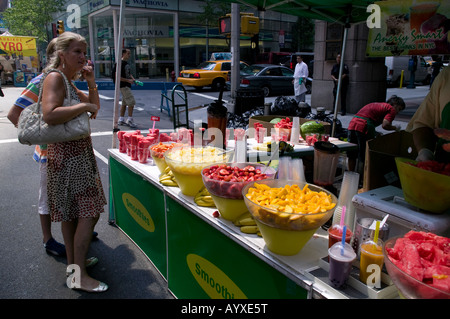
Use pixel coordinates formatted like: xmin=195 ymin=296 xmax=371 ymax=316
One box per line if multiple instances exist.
xmin=110 ymin=157 xmax=167 ymax=279
xmin=367 ymin=0 xmax=450 ymax=56
xmin=166 ymin=197 xmax=308 ymax=299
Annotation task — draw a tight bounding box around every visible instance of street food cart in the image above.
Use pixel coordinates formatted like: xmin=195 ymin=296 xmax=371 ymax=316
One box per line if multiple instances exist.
xmin=108 ymin=134 xmax=409 ymax=299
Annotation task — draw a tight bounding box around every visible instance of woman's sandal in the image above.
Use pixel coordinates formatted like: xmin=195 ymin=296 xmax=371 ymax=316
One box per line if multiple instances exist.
xmin=67 ymin=276 xmax=109 ymax=293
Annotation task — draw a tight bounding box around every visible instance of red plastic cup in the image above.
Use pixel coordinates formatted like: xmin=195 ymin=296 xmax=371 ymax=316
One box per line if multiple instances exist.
xmin=328 ymin=224 xmax=353 ymax=249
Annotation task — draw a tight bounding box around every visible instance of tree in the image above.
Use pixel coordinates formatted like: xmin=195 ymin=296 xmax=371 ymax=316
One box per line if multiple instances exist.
xmin=292 ymin=17 xmax=315 ymax=52
xmin=3 ymin=0 xmax=65 ymax=43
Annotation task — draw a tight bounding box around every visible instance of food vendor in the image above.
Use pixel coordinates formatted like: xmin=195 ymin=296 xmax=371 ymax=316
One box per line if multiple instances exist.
xmin=406 ymin=66 xmax=450 ymax=163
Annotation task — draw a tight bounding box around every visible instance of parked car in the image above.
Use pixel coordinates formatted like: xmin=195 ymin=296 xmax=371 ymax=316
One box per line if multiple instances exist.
xmin=177 ymin=60 xmax=248 ymax=91
xmin=255 ymin=52 xmax=291 ymax=65
xmin=226 ymin=64 xmax=312 ymax=97
xmin=385 ymin=56 xmax=431 ymax=87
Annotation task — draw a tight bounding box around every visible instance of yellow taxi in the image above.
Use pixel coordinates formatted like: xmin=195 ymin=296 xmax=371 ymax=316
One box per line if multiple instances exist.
xmin=177 ymin=60 xmax=248 ymax=91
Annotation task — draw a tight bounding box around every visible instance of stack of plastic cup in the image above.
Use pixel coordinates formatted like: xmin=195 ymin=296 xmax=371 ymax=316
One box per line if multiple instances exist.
xmin=277 ymin=157 xmax=290 ymax=179
xmin=332 ymin=171 xmax=360 ymax=229
xmin=289 ymin=158 xmax=306 ymax=182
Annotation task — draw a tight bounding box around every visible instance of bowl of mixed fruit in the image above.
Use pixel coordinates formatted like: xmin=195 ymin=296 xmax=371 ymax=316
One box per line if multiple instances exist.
xmin=243 ymin=180 xmax=337 ymax=255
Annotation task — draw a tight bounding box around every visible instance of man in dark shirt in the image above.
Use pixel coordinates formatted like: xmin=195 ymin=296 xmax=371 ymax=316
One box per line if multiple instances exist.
xmin=331 ymin=54 xmax=349 ymax=115
xmin=113 ymin=48 xmax=137 ymax=128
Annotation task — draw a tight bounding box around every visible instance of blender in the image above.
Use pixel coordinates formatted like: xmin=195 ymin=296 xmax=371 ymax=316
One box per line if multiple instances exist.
xmin=313 ymin=141 xmax=340 ymax=189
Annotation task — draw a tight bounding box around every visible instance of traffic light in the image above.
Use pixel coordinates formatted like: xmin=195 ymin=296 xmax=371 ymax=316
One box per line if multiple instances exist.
xmin=219 ymin=16 xmax=231 ymax=34
xmin=241 ymin=15 xmax=259 ymax=35
xmin=56 ymin=20 xmax=65 ymax=36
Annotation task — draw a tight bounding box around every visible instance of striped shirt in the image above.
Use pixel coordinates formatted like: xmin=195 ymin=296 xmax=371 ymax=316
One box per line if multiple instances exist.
xmin=15 ymin=74 xmax=47 ymax=163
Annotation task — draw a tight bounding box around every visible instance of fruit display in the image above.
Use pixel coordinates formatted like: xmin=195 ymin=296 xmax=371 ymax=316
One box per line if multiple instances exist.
xmin=396 ymin=157 xmax=450 ymax=213
xmin=304 ymin=133 xmax=330 ymax=146
xmin=150 ymin=142 xmax=185 ymax=174
xmin=201 ymin=163 xmax=276 ymax=221
xmin=158 ymin=166 xmax=178 ymax=187
xmin=164 ymin=146 xmax=232 ymax=196
xmin=253 ymin=141 xmax=294 ymax=153
xmin=269 ymin=118 xmax=283 ymax=124
xmin=384 ymin=231 xmax=450 ymax=299
xmin=194 ymin=186 xmax=216 ymax=207
xmin=274 ymin=117 xmax=293 ymax=130
xmin=243 ymin=180 xmax=337 ymax=255
xmin=300 ymin=120 xmax=325 ymax=140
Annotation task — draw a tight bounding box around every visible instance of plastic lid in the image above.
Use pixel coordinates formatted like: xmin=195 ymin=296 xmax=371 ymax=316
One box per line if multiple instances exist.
xmin=313 ymin=141 xmax=339 ymax=153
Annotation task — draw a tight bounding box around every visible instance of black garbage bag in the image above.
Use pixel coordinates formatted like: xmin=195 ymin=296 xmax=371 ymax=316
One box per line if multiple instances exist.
xmin=297 ymin=102 xmax=311 ymax=118
xmin=270 ymin=96 xmax=298 ymax=116
xmin=227 ymin=106 xmax=264 ymax=129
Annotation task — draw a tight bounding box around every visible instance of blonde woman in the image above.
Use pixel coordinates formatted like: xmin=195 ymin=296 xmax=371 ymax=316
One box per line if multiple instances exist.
xmin=41 ymin=32 xmax=107 ymax=293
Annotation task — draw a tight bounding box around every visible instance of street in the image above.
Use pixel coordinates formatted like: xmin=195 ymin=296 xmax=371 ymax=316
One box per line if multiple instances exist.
xmin=0 ymin=82 xmax=425 ymax=299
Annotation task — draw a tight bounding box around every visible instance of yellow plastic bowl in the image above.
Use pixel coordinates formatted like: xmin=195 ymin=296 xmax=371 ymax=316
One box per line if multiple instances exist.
xmin=243 ymin=180 xmax=337 ymax=255
xmin=164 ymin=146 xmax=233 ymax=196
xmin=395 ymin=157 xmax=450 ymax=214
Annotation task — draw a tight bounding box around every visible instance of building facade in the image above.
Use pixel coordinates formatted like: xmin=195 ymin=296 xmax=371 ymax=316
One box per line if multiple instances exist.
xmin=53 ymin=0 xmax=301 ymax=80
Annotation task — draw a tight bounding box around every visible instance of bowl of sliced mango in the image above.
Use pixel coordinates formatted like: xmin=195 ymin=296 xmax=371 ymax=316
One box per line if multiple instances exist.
xmin=242 ymin=180 xmax=337 ymax=255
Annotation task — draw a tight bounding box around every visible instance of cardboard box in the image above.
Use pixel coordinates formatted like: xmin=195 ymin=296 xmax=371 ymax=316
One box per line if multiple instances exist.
xmin=363 ymin=131 xmax=417 ymax=191
xmin=248 ymin=115 xmax=331 ymax=138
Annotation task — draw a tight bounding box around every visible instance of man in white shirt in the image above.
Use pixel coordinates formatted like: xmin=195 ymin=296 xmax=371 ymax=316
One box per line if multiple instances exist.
xmin=293 ymin=55 xmax=309 ymax=103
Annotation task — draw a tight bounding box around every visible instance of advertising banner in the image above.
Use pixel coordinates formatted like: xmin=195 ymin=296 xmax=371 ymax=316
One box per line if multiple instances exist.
xmin=0 ymin=36 xmax=37 ymax=57
xmin=366 ymin=0 xmax=449 ymax=56
xmin=166 ymin=197 xmax=308 ymax=299
xmin=110 ymin=157 xmax=167 ymax=279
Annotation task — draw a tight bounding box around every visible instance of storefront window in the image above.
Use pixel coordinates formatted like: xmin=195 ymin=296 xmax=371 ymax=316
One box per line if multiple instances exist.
xmin=93 ymin=12 xmax=175 ymax=79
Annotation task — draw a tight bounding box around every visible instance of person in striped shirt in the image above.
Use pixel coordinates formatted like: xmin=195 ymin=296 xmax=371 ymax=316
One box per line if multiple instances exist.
xmin=8 ymin=39 xmax=68 ymax=256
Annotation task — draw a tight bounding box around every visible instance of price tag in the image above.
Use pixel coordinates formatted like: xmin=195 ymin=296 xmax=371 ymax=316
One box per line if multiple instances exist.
xmin=151 ymin=116 xmax=160 ymax=122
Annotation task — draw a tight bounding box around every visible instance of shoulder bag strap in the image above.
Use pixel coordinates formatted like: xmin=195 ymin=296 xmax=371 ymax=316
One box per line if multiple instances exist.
xmin=36 ymin=69 xmax=72 ymax=113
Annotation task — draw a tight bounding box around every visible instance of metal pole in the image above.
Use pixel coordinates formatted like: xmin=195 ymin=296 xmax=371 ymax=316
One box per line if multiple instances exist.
xmin=331 ymin=24 xmax=348 ymax=137
xmin=112 ymin=0 xmax=126 ymax=148
xmin=230 ymin=3 xmax=240 ymax=101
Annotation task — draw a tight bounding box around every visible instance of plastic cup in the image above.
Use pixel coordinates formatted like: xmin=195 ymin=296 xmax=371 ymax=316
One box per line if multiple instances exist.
xmin=256 ymin=127 xmax=267 ymax=144
xmin=328 ymin=242 xmax=356 ymax=288
xmin=359 ymin=238 xmax=384 ymax=286
xmin=328 ymin=224 xmax=353 ymax=249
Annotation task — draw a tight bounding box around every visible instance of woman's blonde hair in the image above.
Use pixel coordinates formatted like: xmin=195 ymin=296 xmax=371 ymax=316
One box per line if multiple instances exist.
xmin=44 ymin=32 xmax=87 ymax=77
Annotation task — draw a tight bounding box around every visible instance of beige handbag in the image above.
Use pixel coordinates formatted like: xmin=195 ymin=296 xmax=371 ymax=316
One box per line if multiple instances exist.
xmin=17 ymin=69 xmax=90 ymax=146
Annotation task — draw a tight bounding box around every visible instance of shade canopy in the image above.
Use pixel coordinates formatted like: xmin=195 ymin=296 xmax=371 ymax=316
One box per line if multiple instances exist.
xmin=219 ymin=0 xmax=374 ymax=25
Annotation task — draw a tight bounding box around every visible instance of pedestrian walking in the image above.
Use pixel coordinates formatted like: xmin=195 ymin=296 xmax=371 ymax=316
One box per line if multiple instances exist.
xmin=293 ymin=55 xmax=308 ymax=103
xmin=113 ymin=48 xmax=137 ymax=128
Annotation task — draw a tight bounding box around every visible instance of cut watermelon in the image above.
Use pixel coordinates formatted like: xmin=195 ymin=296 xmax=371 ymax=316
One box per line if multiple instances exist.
xmin=387 ymin=231 xmax=450 ymax=296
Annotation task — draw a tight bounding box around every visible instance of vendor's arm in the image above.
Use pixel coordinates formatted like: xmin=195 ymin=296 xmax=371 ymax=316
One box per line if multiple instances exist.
xmin=381 ymin=119 xmax=400 ymax=131
xmin=413 ymin=126 xmax=437 ymax=157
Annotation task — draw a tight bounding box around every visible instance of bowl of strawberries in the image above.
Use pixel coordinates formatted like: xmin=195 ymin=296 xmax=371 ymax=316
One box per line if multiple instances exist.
xmin=201 ymin=162 xmax=276 ymax=221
